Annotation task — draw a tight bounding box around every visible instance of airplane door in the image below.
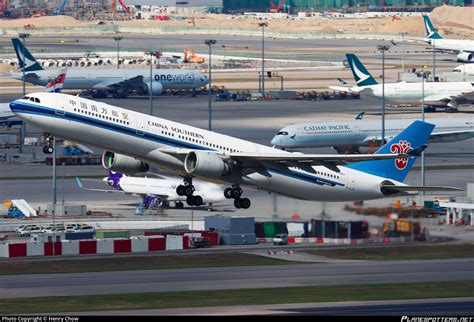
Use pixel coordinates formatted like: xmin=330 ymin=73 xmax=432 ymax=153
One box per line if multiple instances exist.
xmin=55 ymin=95 xmax=66 ymax=116
xmin=345 ymin=172 xmax=355 ymax=190
xmin=135 ymin=117 xmax=146 ymax=136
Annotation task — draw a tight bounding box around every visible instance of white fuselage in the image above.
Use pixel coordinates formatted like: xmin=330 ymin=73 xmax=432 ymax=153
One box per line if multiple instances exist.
xmin=10 ymin=93 xmax=408 ymax=202
xmin=117 ymin=175 xmax=224 ymax=204
xmin=11 ymin=69 xmax=208 ymax=90
xmin=272 ymin=117 xmax=474 ymax=149
xmin=429 ymin=38 xmax=474 ymax=54
xmin=357 ymin=82 xmax=474 ymax=106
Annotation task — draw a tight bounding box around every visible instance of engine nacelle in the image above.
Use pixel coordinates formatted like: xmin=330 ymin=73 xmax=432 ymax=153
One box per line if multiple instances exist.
xmin=184 ymin=151 xmax=228 ymax=179
xmin=457 ymin=52 xmax=473 ymax=63
xmin=141 ymin=82 xmax=163 ymax=95
xmin=380 ymin=180 xmax=399 ymax=196
xmin=102 ymin=151 xmax=149 ymax=175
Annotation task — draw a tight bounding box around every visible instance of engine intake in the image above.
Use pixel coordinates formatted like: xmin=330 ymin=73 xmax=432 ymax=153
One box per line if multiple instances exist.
xmin=184 ymin=151 xmax=228 ymax=178
xmin=102 ymin=151 xmax=149 ymax=175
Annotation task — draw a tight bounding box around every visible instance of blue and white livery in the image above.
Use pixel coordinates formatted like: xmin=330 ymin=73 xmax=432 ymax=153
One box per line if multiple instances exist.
xmin=10 ymin=93 xmax=461 ymax=209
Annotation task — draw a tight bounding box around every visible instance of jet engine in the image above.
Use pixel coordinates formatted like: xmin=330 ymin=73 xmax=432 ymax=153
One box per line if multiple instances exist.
xmin=380 ymin=180 xmax=399 ymax=196
xmin=184 ymin=151 xmax=229 ymax=179
xmin=457 ymin=52 xmax=473 ymax=63
xmin=102 ymin=151 xmax=149 ymax=175
xmin=141 ymin=82 xmax=163 ymax=95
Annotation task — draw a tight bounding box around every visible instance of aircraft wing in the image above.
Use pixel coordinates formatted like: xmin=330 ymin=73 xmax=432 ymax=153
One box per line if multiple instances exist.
xmin=429 ymin=130 xmax=474 ymax=142
xmin=329 ymin=86 xmax=370 ymax=94
xmin=92 ymin=75 xmax=144 ymax=90
xmin=423 ymin=91 xmax=474 ymax=105
xmin=75 ymin=177 xmax=123 ymax=193
xmin=158 ymin=147 xmax=410 ymax=173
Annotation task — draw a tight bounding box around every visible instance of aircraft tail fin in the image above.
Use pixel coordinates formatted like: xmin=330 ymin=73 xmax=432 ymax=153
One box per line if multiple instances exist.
xmin=11 ymin=38 xmax=43 ymax=72
xmin=423 ymin=15 xmax=443 ymax=39
xmin=347 ymin=120 xmax=435 ymax=182
xmin=44 ymin=69 xmax=67 ymax=93
xmin=346 ymin=53 xmax=378 ymax=87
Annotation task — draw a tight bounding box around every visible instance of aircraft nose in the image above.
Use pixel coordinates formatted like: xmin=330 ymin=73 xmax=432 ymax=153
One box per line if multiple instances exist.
xmin=270 ymin=136 xmax=280 ymax=147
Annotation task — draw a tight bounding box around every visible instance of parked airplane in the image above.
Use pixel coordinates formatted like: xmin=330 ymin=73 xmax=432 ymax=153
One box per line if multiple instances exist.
xmin=10 ymin=93 xmax=461 ymax=209
xmin=423 ymin=15 xmax=474 ymax=63
xmin=331 ymin=53 xmax=474 ymax=110
xmin=76 ymin=171 xmax=225 ymax=208
xmin=453 ymin=64 xmax=474 ymax=76
xmin=10 ymin=38 xmax=209 ymax=99
xmin=271 ymin=113 xmax=474 ymax=152
xmin=0 ymin=69 xmax=66 ymax=127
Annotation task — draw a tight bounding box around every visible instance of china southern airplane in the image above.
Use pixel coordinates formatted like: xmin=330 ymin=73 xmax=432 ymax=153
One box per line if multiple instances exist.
xmin=76 ymin=171 xmax=225 ymax=208
xmin=330 ymin=53 xmax=474 ymax=110
xmin=423 ymin=15 xmax=474 ymax=63
xmin=271 ymin=112 xmax=474 ymax=153
xmin=9 ymin=93 xmax=461 ymax=209
xmin=0 ymin=69 xmax=66 ymax=127
xmin=10 ymin=38 xmax=209 ymax=99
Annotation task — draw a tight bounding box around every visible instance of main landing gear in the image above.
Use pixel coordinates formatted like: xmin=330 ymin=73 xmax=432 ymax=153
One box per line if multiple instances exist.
xmin=42 ymin=134 xmax=54 ymax=154
xmin=176 ymin=177 xmax=203 ymax=207
xmin=224 ymin=185 xmax=251 ymax=209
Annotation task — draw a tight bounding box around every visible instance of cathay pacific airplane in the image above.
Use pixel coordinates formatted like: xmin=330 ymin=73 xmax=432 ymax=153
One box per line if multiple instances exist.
xmin=331 ymin=53 xmax=474 ymax=110
xmin=0 ymin=69 xmax=66 ymax=127
xmin=271 ymin=113 xmax=474 ymax=153
xmin=10 ymin=38 xmax=208 ymax=98
xmin=423 ymin=15 xmax=474 ymax=63
xmin=9 ymin=93 xmax=461 ymax=209
xmin=76 ymin=171 xmax=225 ymax=208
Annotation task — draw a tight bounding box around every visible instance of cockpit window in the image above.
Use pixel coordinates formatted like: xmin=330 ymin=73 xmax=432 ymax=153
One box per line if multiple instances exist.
xmin=277 ymin=131 xmax=289 ymax=136
xmin=29 ymin=97 xmax=35 ymax=102
xmin=34 ymin=98 xmax=40 ymax=103
xmin=22 ymin=96 xmax=30 ymax=100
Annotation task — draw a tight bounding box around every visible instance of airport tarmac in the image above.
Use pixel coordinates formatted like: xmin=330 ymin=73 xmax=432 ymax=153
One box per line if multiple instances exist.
xmin=1 ymin=258 xmax=472 ymax=299
xmin=68 ymin=298 xmax=474 ymax=316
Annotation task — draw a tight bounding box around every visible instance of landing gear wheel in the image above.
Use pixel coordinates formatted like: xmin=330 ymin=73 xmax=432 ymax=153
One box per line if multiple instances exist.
xmin=193 ymin=195 xmax=203 ymax=207
xmin=42 ymin=145 xmax=54 ymax=154
xmin=231 ymin=188 xmax=242 ymax=199
xmin=241 ymin=198 xmax=251 ymax=209
xmin=186 ymin=196 xmax=195 ymax=206
xmin=176 ymin=185 xmax=185 ymax=196
xmin=234 ymin=198 xmax=242 ymax=209
xmin=224 ymin=188 xmax=233 ymax=199
xmin=184 ymin=185 xmax=195 ymax=196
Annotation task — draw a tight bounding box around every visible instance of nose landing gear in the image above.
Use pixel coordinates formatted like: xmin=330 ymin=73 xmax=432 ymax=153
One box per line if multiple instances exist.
xmin=42 ymin=134 xmax=54 ymax=154
xmin=224 ymin=185 xmax=251 ymax=209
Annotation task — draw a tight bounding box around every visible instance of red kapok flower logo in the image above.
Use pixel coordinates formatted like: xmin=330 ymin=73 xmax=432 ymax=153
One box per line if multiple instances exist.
xmin=390 ymin=140 xmax=413 ymax=170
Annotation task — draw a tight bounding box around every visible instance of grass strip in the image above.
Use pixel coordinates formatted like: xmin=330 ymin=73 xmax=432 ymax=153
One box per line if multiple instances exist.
xmin=305 ymin=244 xmax=474 ymax=261
xmin=0 ymin=252 xmax=295 ymax=275
xmin=0 ymin=281 xmax=473 ymax=314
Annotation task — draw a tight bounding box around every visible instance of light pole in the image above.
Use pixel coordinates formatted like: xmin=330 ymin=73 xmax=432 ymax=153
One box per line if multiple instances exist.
xmin=113 ymin=36 xmax=123 ymax=69
xmin=205 ymin=39 xmax=216 ymax=131
xmin=19 ymin=32 xmax=29 ymax=154
xmin=421 ymin=69 xmax=429 ymax=194
xmin=399 ymin=32 xmax=408 ymax=71
xmin=258 ymin=22 xmax=268 ymax=98
xmin=148 ymin=49 xmax=153 ymax=116
xmin=431 ymin=31 xmax=437 ymax=81
xmin=377 ymin=44 xmax=390 ymax=147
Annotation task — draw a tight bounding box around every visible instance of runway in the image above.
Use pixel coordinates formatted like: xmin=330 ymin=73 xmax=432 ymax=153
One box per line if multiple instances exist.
xmin=1 ymin=258 xmax=472 ymax=299
xmin=69 ymin=298 xmax=474 ymax=315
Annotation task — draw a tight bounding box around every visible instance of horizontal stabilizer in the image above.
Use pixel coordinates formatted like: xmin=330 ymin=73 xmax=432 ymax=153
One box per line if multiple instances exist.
xmin=381 ymin=185 xmax=463 ymax=192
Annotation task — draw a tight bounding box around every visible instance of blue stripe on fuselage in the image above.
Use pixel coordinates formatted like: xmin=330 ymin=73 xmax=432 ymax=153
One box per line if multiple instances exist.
xmin=10 ymin=101 xmax=345 ymax=188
